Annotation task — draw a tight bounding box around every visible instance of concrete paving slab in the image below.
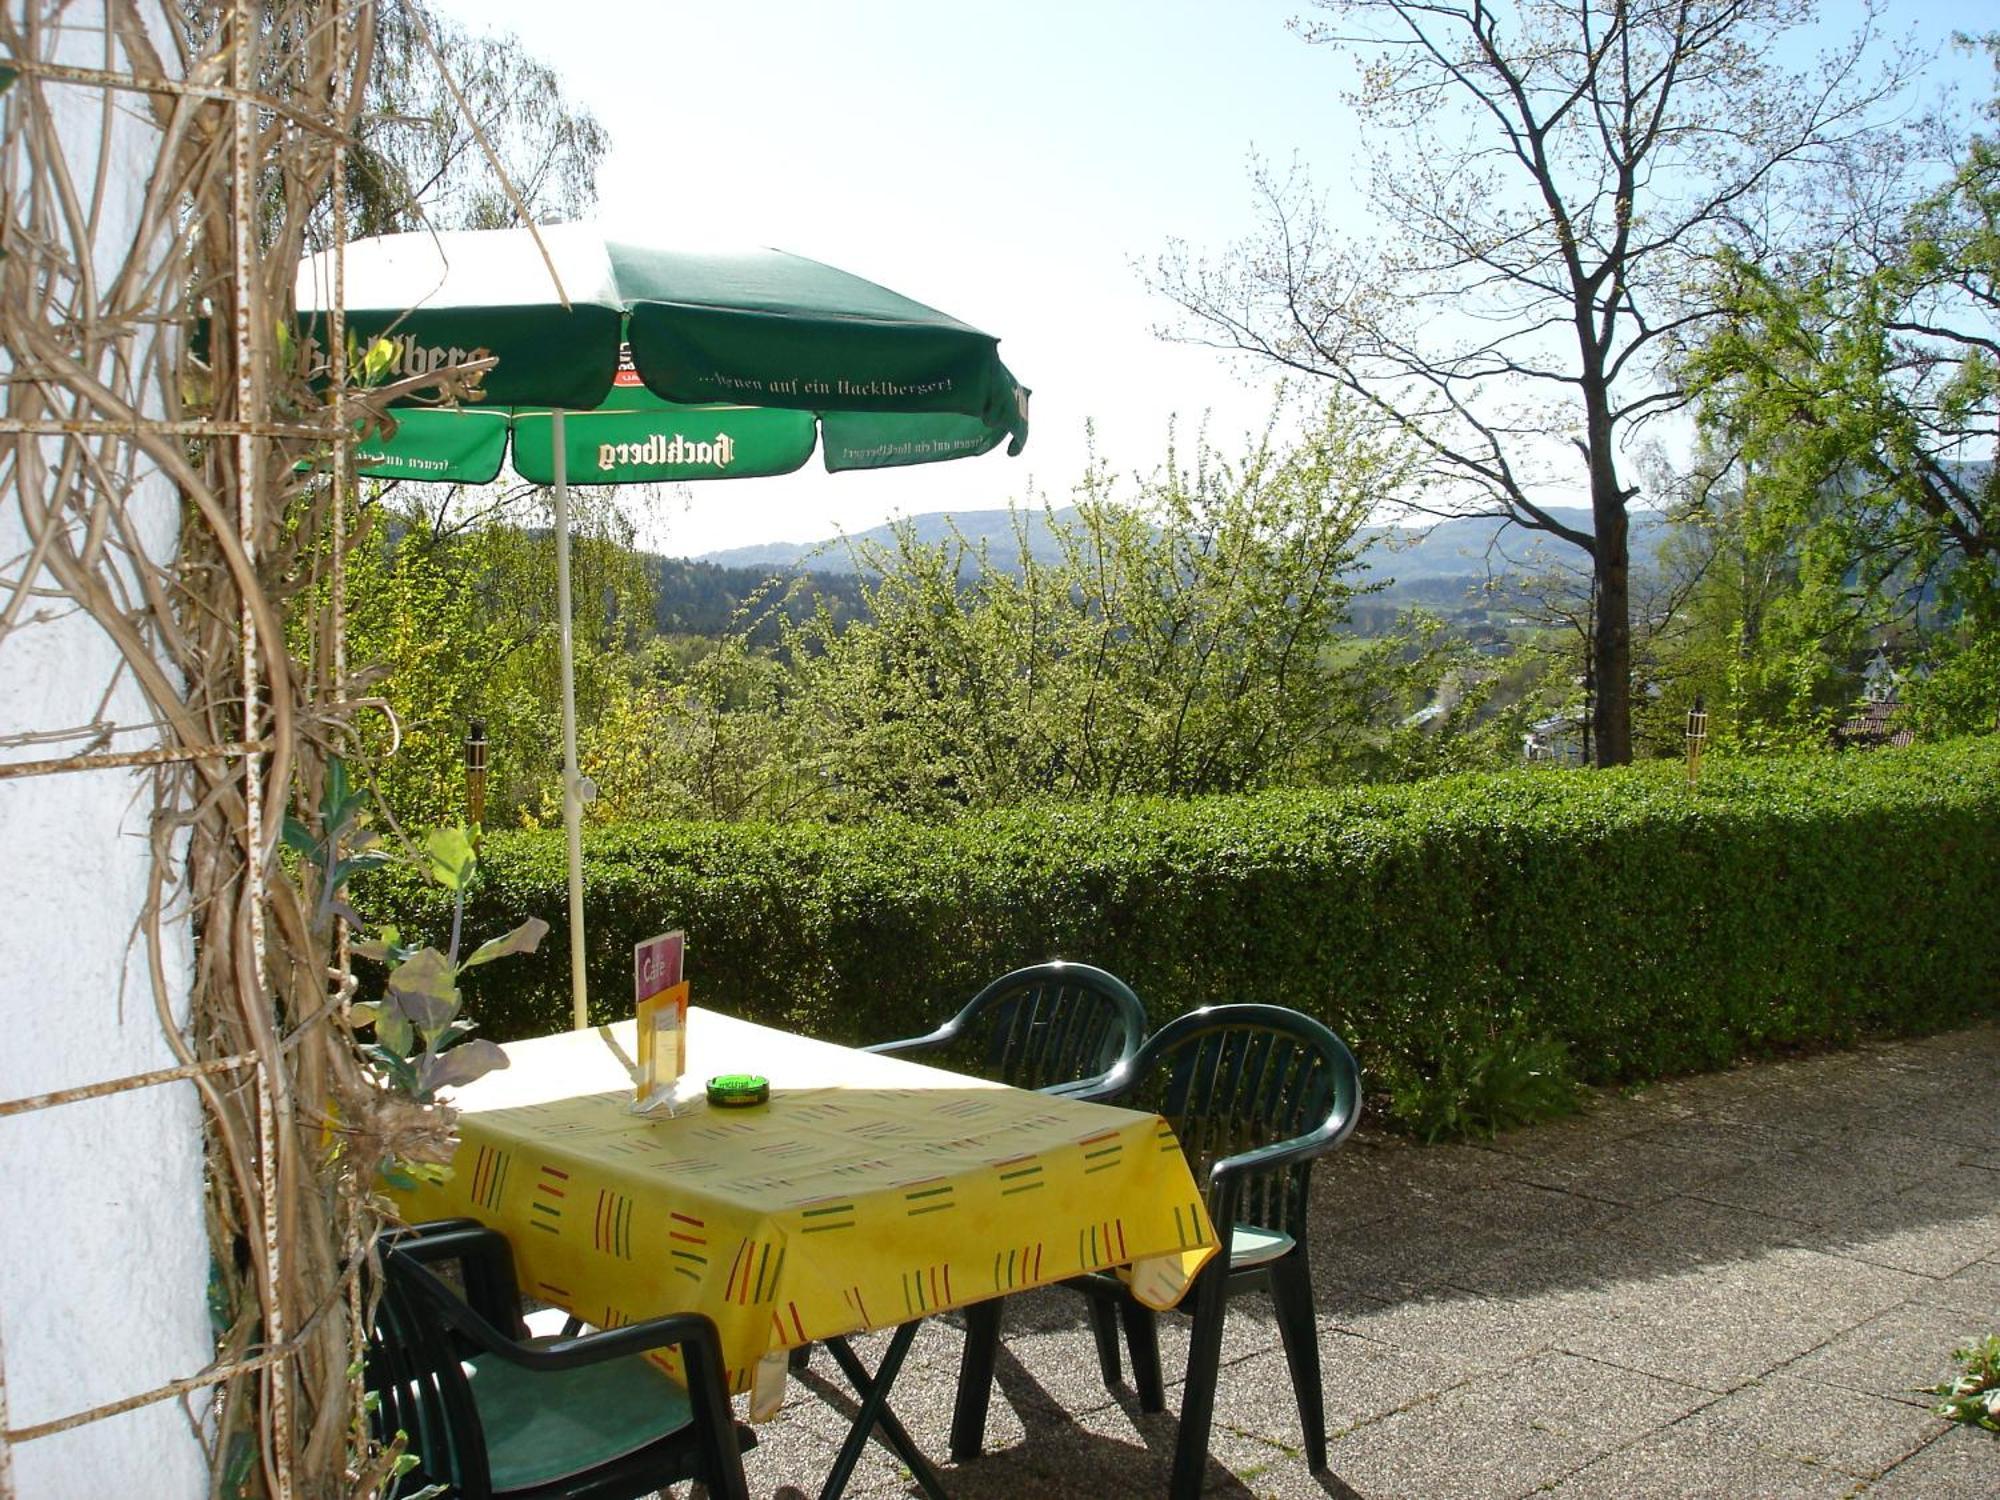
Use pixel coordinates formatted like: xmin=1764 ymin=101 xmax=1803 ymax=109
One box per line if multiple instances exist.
xmin=1206 ymin=1339 xmax=1468 ymax=1446
xmin=1477 ymin=1129 xmax=1741 ymax=1209
xmin=1681 ymin=1374 xmax=1952 ymax=1479
xmin=1328 ymin=1289 xmax=1555 ymax=1377
xmin=1781 ymin=1300 xmax=2000 ymax=1408
xmin=1503 ymin=1248 xmax=1927 ymax=1394
xmin=1539 ymin=1418 xmax=1870 ymax=1498
xmin=1860 ymin=1424 xmax=2000 ymax=1497
xmin=1815 ymin=1166 xmax=2000 ymax=1278
xmin=1304 ymin=1203 xmax=1489 ymax=1299
xmin=1909 ymin=1255 xmax=2000 ymax=1319
xmin=1311 ymin=1369 xmax=1601 ymax=1499
xmin=1600 ymin=1188 xmax=1817 ymax=1262
xmin=1687 ymin=1136 xmax=1973 ymax=1229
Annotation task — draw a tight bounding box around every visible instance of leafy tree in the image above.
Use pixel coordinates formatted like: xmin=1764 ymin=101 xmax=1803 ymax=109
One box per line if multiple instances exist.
xmin=754 ymin=402 xmax=1459 ymax=818
xmin=1157 ymin=0 xmax=1921 ymax=766
xmin=334 ymin=485 xmax=650 ymax=828
xmin=325 ymin=0 xmax=606 ymax=239
xmin=1630 ymin=460 xmax=1872 ymax=751
xmin=1686 ymin=32 xmax=1999 ymax=734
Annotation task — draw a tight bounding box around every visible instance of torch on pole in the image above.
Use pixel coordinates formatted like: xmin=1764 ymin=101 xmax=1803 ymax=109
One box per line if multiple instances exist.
xmin=1684 ymin=694 xmax=1709 ymax=786
xmin=466 ymin=718 xmax=487 ymax=829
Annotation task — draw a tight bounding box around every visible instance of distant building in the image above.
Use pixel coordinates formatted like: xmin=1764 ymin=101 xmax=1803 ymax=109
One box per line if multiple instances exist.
xmin=1524 ymin=713 xmax=1585 ymax=764
xmin=1833 ymin=644 xmax=1915 ymax=750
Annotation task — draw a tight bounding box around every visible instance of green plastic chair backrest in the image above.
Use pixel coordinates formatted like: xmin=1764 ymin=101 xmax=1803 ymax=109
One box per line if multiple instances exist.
xmin=1117 ymin=1004 xmax=1361 ymax=1241
xmin=954 ymin=961 xmax=1148 ymax=1092
xmin=367 ymin=1236 xmax=497 ymax=1497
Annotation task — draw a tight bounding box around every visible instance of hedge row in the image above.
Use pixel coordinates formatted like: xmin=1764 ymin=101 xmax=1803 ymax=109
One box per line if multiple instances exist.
xmin=360 ymin=737 xmax=2000 ymax=1116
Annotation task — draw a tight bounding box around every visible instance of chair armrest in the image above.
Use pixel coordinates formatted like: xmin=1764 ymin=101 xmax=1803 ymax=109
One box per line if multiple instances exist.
xmin=394 ymin=1244 xmax=728 ymax=1374
xmin=484 ymin=1309 xmax=733 ymax=1375
xmin=860 ymin=1018 xmax=962 ymax=1057
xmin=1207 ymin=1113 xmax=1353 ymax=1195
xmin=1044 ymin=1070 xmax=1123 ymax=1101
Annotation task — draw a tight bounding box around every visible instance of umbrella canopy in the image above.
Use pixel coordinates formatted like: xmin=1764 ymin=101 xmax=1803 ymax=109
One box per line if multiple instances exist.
xmin=298 ymin=223 xmax=1030 ymax=483
xmin=297 ymin=224 xmax=1031 ymax=1027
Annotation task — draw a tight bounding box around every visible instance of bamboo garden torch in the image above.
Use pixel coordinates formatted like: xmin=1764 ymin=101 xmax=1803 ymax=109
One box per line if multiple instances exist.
xmin=1684 ymin=694 xmax=1709 ymax=785
xmin=466 ymin=718 xmax=488 ymax=828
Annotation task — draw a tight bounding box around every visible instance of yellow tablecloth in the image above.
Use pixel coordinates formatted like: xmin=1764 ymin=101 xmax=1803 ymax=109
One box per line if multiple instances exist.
xmin=394 ymin=1009 xmax=1218 ymax=1417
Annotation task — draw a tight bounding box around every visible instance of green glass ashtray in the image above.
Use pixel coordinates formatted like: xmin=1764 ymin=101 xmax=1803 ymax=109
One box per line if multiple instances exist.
xmin=705 ymin=1073 xmax=770 ymax=1108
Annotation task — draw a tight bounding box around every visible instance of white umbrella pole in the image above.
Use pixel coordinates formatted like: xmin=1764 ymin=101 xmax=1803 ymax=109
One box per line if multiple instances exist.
xmin=552 ymin=409 xmax=589 ymax=1029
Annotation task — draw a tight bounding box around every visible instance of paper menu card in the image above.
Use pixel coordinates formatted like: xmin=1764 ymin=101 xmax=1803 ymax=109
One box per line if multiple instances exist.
xmin=633 ymin=930 xmax=686 ymax=1108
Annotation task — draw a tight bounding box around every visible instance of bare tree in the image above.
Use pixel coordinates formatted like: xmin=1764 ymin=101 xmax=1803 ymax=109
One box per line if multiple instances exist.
xmin=1156 ymin=0 xmax=1921 ymax=764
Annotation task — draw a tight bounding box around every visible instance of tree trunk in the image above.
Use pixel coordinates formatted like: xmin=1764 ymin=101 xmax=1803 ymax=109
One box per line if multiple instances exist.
xmin=1591 ymin=494 xmax=1632 ymax=767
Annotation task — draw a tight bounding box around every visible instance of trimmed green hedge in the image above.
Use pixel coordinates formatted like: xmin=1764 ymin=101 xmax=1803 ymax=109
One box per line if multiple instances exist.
xmin=361 ymin=737 xmax=2000 ymax=1119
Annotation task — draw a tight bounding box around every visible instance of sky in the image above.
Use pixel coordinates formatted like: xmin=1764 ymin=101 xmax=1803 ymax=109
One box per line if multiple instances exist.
xmin=424 ymin=0 xmax=1985 ymax=560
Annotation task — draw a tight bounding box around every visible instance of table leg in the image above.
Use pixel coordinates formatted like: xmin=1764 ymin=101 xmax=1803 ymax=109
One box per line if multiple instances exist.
xmin=818 ymin=1321 xmax=949 ymax=1500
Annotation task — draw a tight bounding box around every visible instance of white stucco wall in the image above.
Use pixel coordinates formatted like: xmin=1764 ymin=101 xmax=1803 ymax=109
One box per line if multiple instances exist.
xmin=0 ymin=4 xmax=211 ymax=1496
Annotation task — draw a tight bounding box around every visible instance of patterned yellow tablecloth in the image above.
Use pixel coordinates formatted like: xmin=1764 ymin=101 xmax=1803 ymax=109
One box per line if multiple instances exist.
xmin=393 ymin=1009 xmax=1217 ymax=1417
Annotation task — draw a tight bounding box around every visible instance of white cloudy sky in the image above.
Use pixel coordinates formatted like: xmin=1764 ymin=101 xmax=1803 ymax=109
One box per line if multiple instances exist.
xmin=424 ymin=0 xmax=1982 ymax=558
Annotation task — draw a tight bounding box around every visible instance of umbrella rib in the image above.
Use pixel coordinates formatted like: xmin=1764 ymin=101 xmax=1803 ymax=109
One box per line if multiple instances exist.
xmin=407 ymin=7 xmax=570 ymax=311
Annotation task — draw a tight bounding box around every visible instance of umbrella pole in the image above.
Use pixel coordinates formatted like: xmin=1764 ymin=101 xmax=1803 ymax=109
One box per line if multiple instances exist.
xmin=552 ymin=409 xmax=589 ymax=1029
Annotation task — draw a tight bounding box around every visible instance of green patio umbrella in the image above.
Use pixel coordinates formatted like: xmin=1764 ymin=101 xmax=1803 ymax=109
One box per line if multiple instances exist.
xmin=297 ymin=223 xmax=1031 ymax=1027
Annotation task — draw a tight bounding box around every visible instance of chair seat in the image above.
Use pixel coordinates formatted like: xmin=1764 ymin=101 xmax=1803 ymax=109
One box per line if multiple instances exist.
xmin=1229 ymin=1223 xmax=1294 ymax=1268
xmin=467 ymin=1348 xmax=692 ymax=1493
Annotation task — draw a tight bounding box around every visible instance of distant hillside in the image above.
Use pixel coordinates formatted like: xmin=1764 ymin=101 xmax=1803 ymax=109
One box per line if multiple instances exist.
xmin=692 ymin=504 xmax=1675 ymax=598
xmin=641 ymin=554 xmax=867 ymax=640
xmin=699 ymin=508 xmax=1074 ymax=572
xmin=647 ymin=506 xmax=1681 ymax=644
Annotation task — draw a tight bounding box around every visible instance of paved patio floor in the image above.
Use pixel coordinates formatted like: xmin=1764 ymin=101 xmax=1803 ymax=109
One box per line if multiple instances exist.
xmin=725 ymin=1021 xmax=2000 ymax=1498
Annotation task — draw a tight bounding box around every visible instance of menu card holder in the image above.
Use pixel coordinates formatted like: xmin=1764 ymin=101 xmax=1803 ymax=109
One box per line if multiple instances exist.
xmin=632 ymin=930 xmax=687 ymax=1114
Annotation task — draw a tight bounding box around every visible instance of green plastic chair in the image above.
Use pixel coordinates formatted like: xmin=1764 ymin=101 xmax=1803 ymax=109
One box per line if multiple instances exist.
xmin=949 ymin=1003 xmax=1361 ymax=1500
xmin=367 ymin=1221 xmax=753 ymax=1500
xmin=862 ymin=960 xmax=1148 ymax=1098
xmin=786 ymin=962 xmax=1150 ymax=1387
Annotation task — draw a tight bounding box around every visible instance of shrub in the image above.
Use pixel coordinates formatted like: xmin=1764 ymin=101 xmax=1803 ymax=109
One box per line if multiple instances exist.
xmin=1932 ymin=1335 xmax=2000 ymax=1436
xmin=359 ymin=737 xmax=2000 ymax=1135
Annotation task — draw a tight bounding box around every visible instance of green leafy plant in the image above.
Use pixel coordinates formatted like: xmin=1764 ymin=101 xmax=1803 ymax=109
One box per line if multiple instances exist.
xmin=349 ymin=824 xmax=542 ymax=1102
xmin=282 ymin=757 xmax=391 ymax=935
xmin=286 ymin=764 xmax=541 ymax=1106
xmin=1391 ymin=1031 xmax=1581 ymax=1144
xmin=1931 ymin=1335 xmax=2000 ymax=1436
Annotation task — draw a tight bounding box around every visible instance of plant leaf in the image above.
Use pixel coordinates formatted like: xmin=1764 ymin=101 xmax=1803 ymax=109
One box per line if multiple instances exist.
xmin=461 ymin=916 xmax=550 ymax=970
xmin=365 ymin=1044 xmax=420 ymax=1092
xmin=424 ymin=826 xmax=478 ymax=892
xmin=331 ymin=851 xmax=391 ymax=889
xmin=418 ymin=1039 xmax=509 ymax=1095
xmin=385 ymin=947 xmax=457 ymax=1029
xmin=281 ymin=815 xmax=319 ymax=862
xmin=322 ymin=757 xmax=365 ymax=831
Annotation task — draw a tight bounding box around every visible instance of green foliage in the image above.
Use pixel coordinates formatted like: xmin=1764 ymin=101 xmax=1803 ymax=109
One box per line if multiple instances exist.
xmin=325 ymin=486 xmax=650 ymax=829
xmin=347 ymin=823 xmax=545 ymax=1112
xmin=287 ymin=763 xmax=540 ymax=1174
xmin=1682 ymin=36 xmax=2000 ymax=734
xmin=1931 ymin=1335 xmax=2000 ymax=1436
xmin=526 ymin=400 xmax=1489 ymax=827
xmin=1392 ymin=1031 xmax=1579 ymax=1144
xmin=709 ymin=402 xmax=1465 ymax=817
xmin=360 ymin=738 xmax=2000 ymax=1135
xmin=1640 ymin=469 xmax=1875 ymax=756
